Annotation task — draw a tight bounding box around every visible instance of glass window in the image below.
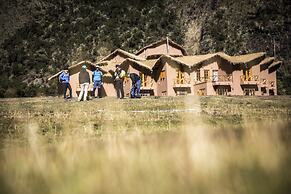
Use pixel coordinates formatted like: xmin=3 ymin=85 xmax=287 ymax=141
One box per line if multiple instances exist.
xmin=243 ymin=67 xmax=252 ymax=81
xmin=140 ymin=73 xmax=147 ymax=87
xmin=212 ymin=70 xmax=218 ymax=81
xmin=197 ymin=70 xmax=201 ymax=81
xmin=159 ymin=70 xmax=166 ymax=81
xmin=193 ymin=72 xmax=197 ymax=82
xmin=204 ymin=70 xmax=210 ymax=81
xmin=216 ymin=88 xmax=228 ymax=95
xmin=176 ymin=71 xmax=184 ymax=84
xmin=244 ymin=88 xmax=255 ymax=96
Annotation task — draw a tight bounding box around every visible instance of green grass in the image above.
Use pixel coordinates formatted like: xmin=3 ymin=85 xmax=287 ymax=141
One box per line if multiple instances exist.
xmin=0 ymin=96 xmax=291 ymax=194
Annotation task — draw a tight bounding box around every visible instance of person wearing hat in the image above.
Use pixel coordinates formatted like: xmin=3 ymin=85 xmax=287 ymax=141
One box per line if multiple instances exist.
xmin=128 ymin=72 xmax=141 ymax=98
xmin=59 ymin=68 xmax=72 ymax=99
xmin=91 ymin=65 xmax=103 ymax=98
xmin=78 ymin=64 xmax=90 ymax=101
xmin=114 ymin=64 xmax=126 ymax=99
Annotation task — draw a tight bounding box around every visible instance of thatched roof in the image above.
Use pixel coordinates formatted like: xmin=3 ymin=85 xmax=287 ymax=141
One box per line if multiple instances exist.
xmin=48 ymin=71 xmax=63 ymax=81
xmin=69 ymin=60 xmax=96 ymax=70
xmin=151 ymin=55 xmax=193 ymax=71
xmin=69 ymin=60 xmax=107 ymax=73
xmin=95 ymin=60 xmax=116 ymax=67
xmin=152 ymin=53 xmax=218 ymax=70
xmin=268 ymin=61 xmax=282 ymax=70
xmin=100 ymin=49 xmax=144 ymax=62
xmin=120 ymin=58 xmax=153 ymax=75
xmin=124 ymin=59 xmax=158 ymax=69
xmin=136 ymin=38 xmax=188 ymax=56
xmin=122 ymin=58 xmax=151 ymax=70
xmin=226 ymin=52 xmax=266 ymax=64
xmin=258 ymin=57 xmax=275 ymax=66
xmin=152 ymin=52 xmax=267 ymax=70
xmin=98 ymin=56 xmax=158 ymax=75
xmin=173 ymin=53 xmax=218 ymax=67
xmin=140 ymin=59 xmax=159 ymax=69
xmin=48 ymin=60 xmax=107 ymax=81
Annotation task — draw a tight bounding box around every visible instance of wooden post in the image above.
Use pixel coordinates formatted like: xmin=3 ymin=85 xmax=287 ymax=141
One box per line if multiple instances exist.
xmin=166 ymin=37 xmax=169 ymax=54
xmin=273 ymin=39 xmax=276 ymax=57
xmin=141 ymin=73 xmax=145 ymax=87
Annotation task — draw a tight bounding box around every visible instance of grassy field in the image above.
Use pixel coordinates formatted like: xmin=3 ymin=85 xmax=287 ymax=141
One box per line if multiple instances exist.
xmin=0 ymin=96 xmax=291 ymax=194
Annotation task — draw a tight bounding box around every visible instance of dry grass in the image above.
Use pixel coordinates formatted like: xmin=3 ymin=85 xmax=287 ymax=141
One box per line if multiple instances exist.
xmin=0 ymin=96 xmax=290 ymax=194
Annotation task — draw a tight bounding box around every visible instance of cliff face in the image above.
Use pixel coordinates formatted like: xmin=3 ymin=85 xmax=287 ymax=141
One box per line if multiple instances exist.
xmin=0 ymin=0 xmax=290 ymax=97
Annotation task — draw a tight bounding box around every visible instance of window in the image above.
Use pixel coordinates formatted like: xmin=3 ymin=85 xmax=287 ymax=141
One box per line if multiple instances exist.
xmin=140 ymin=73 xmax=147 ymax=87
xmin=216 ymin=88 xmax=228 ymax=95
xmin=196 ymin=70 xmax=201 ymax=81
xmin=269 ymin=89 xmax=275 ymax=95
xmin=159 ymin=70 xmax=166 ymax=81
xmin=243 ymin=67 xmax=252 ymax=81
xmin=244 ymin=88 xmax=255 ymax=96
xmin=261 ymin=87 xmax=267 ymax=95
xmin=197 ymin=88 xmax=205 ymax=96
xmin=193 ymin=72 xmax=197 ymax=82
xmin=176 ymin=91 xmax=188 ymax=96
xmin=176 ymin=71 xmax=184 ymax=84
xmin=204 ymin=70 xmax=210 ymax=81
xmin=212 ymin=70 xmax=218 ymax=81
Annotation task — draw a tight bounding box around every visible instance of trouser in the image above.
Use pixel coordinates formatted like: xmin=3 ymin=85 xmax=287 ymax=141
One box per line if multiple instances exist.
xmin=78 ymin=83 xmax=89 ymax=101
xmin=62 ymin=82 xmax=72 ymax=99
xmin=130 ymin=80 xmax=141 ymax=98
xmin=115 ymin=79 xmax=124 ymax=99
xmin=91 ymin=81 xmax=102 ymax=97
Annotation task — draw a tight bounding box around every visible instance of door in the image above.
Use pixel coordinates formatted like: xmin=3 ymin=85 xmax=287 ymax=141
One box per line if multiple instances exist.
xmin=157 ymin=70 xmax=167 ymax=96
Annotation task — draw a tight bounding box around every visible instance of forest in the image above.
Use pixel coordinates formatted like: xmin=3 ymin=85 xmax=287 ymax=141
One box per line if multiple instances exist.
xmin=0 ymin=0 xmax=290 ymax=97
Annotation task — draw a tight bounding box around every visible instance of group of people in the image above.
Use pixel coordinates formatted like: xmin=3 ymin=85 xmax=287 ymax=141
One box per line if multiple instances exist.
xmin=113 ymin=64 xmax=141 ymax=99
xmin=59 ymin=64 xmax=141 ymax=101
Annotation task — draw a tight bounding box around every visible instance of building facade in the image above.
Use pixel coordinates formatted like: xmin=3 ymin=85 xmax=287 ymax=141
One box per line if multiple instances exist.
xmin=49 ymin=38 xmax=282 ymax=97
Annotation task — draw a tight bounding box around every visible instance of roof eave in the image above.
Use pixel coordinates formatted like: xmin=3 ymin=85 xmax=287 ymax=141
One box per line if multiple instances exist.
xmin=122 ymin=58 xmax=152 ymax=74
xmin=48 ymin=70 xmax=63 ymax=81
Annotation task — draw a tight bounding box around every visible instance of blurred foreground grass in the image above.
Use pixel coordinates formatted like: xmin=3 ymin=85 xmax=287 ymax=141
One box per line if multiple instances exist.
xmin=0 ymin=96 xmax=291 ymax=194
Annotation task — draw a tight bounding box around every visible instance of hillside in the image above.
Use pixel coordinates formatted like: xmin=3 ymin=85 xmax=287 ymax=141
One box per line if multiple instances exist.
xmin=0 ymin=0 xmax=290 ymax=97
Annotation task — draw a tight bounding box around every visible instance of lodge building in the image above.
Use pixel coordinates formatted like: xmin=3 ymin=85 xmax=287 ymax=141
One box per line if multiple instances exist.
xmin=49 ymin=38 xmax=282 ymax=97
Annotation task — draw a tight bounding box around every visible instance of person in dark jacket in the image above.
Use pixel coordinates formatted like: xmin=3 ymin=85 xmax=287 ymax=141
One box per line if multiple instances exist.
xmin=114 ymin=64 xmax=126 ymax=99
xmin=128 ymin=73 xmax=141 ymax=98
xmin=78 ymin=64 xmax=90 ymax=101
xmin=59 ymin=69 xmax=72 ymax=99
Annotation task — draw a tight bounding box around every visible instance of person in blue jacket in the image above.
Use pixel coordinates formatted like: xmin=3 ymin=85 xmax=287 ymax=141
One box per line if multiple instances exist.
xmin=128 ymin=73 xmax=141 ymax=98
xmin=91 ymin=65 xmax=103 ymax=98
xmin=59 ymin=69 xmax=72 ymax=99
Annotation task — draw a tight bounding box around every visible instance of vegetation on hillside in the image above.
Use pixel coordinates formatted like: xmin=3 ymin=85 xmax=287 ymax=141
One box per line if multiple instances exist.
xmin=0 ymin=0 xmax=290 ymax=97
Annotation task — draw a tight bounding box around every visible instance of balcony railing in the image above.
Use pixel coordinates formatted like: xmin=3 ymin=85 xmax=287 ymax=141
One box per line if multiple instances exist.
xmin=194 ymin=75 xmax=232 ymax=85
xmin=240 ymin=75 xmax=259 ymax=82
xmin=173 ymin=77 xmax=191 ymax=87
xmin=212 ymin=75 xmax=232 ymax=85
xmin=193 ymin=77 xmax=210 ymax=84
xmin=141 ymin=79 xmax=154 ymax=89
xmin=260 ymin=78 xmax=268 ymax=85
xmin=269 ymin=81 xmax=275 ymax=88
xmin=240 ymin=75 xmax=260 ymax=85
